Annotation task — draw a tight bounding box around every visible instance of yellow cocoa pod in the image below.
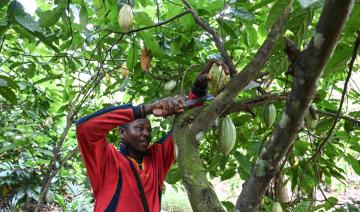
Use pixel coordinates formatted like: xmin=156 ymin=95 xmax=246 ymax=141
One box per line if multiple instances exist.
xmin=120 ymin=64 xmax=129 ymax=77
xmin=207 ymin=64 xmax=230 ymax=96
xmin=219 ymin=116 xmax=236 ymax=155
xmin=118 ymin=4 xmax=133 ymax=32
xmin=105 ymin=73 xmax=110 ymax=82
xmin=164 ymin=80 xmax=176 ymax=91
xmin=263 ymin=103 xmax=276 ymax=128
xmin=140 ymin=48 xmax=152 ymax=71
xmin=1 ymin=184 xmax=10 ymax=197
xmin=272 ymin=202 xmax=283 ymax=212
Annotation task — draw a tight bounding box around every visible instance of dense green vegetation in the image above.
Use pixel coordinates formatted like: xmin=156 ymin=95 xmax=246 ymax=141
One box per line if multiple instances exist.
xmin=0 ymin=0 xmax=359 ymax=211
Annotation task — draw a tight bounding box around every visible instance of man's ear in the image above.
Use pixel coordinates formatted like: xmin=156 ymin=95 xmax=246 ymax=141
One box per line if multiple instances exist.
xmin=119 ymin=127 xmax=126 ymax=140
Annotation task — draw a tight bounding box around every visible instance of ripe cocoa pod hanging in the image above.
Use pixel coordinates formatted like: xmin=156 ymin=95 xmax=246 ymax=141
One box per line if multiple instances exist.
xmin=219 ymin=116 xmax=236 ymax=155
xmin=272 ymin=202 xmax=283 ymax=212
xmin=207 ymin=64 xmax=230 ymax=96
xmin=140 ymin=48 xmax=152 ymax=71
xmin=263 ymin=103 xmax=276 ymax=128
xmin=305 ymin=108 xmax=319 ymax=129
xmin=118 ymin=4 xmax=133 ymax=32
xmin=164 ymin=80 xmax=176 ymax=91
xmin=105 ymin=73 xmax=110 ymax=82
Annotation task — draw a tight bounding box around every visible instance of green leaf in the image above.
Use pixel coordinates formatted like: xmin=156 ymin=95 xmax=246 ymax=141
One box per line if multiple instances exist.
xmin=34 ymin=147 xmax=54 ymax=157
xmin=315 ymin=118 xmax=333 ymax=133
xmin=0 ymin=75 xmax=19 ymax=90
xmin=15 ymin=14 xmax=40 ymax=32
xmin=79 ymin=3 xmax=88 ymax=31
xmin=181 ymin=15 xmax=196 ymax=32
xmin=265 ymin=0 xmax=289 ymax=31
xmin=134 ymin=11 xmax=154 ymax=27
xmin=204 ymin=0 xmax=223 ymax=13
xmin=165 ymin=165 xmax=181 ymax=184
xmin=325 ymin=43 xmax=352 ymax=73
xmin=0 ymin=0 xmax=11 ymax=9
xmin=246 ymin=24 xmax=258 ymax=47
xmin=220 ymin=167 xmax=236 ymax=181
xmin=345 ymin=154 xmax=360 ymax=176
xmin=10 ymin=2 xmax=40 ymax=32
xmin=217 ymin=19 xmax=237 ymax=38
xmin=126 ymin=44 xmax=138 ymax=71
xmin=33 ymin=74 xmax=62 ymax=85
xmin=324 ymin=197 xmax=338 ymax=210
xmin=118 ymin=77 xmax=130 ymax=92
xmin=221 ymin=201 xmax=234 ymax=212
xmin=27 ymin=63 xmax=36 ymax=78
xmin=32 ymin=31 xmax=59 ymax=52
xmin=298 ymin=0 xmax=321 ymax=9
xmin=38 ymin=7 xmax=65 ymax=27
xmin=0 ymin=86 xmax=17 ymax=104
xmin=139 ymin=31 xmax=164 ymax=58
xmin=232 ymin=8 xmax=255 ymax=21
xmin=0 ymin=143 xmax=19 ymax=154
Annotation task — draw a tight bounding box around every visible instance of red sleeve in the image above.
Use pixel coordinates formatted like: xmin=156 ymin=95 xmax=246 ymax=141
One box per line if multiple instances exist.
xmin=76 ymin=104 xmax=145 ymax=193
xmin=149 ymin=131 xmax=175 ymax=185
xmin=150 ymin=83 xmax=207 ymax=185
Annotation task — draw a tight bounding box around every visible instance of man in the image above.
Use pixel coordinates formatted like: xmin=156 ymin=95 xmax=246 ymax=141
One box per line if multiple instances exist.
xmin=76 ymin=60 xmax=228 ymax=211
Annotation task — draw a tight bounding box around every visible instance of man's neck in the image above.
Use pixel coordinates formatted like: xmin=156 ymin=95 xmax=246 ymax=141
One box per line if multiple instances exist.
xmin=119 ymin=143 xmax=144 ymax=163
xmin=128 ymin=151 xmax=143 ymax=164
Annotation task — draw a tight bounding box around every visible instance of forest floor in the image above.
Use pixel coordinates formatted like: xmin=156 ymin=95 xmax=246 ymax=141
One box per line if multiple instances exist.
xmin=162 ymin=168 xmax=360 ymax=211
xmin=0 ymin=170 xmax=359 ymax=211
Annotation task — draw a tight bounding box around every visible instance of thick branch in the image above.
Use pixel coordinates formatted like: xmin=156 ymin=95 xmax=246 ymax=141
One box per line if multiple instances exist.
xmin=225 ymin=94 xmax=287 ymax=114
xmin=236 ymin=1 xmax=355 ymax=211
xmin=226 ymin=94 xmax=360 ymax=125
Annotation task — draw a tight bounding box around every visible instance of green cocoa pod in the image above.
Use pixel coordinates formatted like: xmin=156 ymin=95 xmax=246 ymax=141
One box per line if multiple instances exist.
xmin=174 ymin=143 xmax=178 ymax=161
xmin=45 ymin=190 xmax=55 ymax=203
xmin=263 ymin=103 xmax=276 ymax=128
xmin=207 ymin=64 xmax=230 ymax=96
xmin=219 ymin=116 xmax=236 ymax=155
xmin=344 ymin=120 xmax=354 ymax=133
xmin=164 ymin=80 xmax=176 ymax=91
xmin=272 ymin=202 xmax=283 ymax=212
xmin=305 ymin=109 xmax=319 ymax=129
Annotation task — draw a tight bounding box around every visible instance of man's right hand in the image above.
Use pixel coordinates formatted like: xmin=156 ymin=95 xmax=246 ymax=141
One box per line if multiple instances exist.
xmin=196 ymin=59 xmax=230 ymax=86
xmin=144 ymin=97 xmax=185 ymax=117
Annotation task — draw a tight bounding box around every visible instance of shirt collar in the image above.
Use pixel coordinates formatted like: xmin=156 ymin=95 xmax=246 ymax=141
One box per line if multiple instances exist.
xmin=119 ymin=143 xmax=149 ymax=157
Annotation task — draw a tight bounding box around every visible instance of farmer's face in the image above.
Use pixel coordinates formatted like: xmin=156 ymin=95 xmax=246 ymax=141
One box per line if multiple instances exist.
xmin=120 ymin=119 xmax=152 ymax=154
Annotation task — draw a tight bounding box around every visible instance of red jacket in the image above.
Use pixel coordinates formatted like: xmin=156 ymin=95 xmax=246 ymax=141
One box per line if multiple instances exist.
xmin=76 ymin=87 xmax=206 ymax=211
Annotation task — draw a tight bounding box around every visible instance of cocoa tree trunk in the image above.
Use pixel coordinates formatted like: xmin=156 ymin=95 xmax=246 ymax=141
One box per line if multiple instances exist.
xmin=173 ymin=1 xmax=292 ymax=211
xmin=235 ymin=1 xmax=355 ymax=211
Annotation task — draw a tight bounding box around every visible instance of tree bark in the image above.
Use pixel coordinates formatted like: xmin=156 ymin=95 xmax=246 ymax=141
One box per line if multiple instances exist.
xmin=235 ymin=1 xmax=355 ymax=211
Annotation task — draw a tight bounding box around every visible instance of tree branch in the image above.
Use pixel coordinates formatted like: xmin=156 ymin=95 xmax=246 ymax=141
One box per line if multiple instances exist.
xmin=121 ymin=10 xmax=191 ymax=34
xmin=224 ymin=93 xmax=287 ymax=115
xmin=236 ymin=1 xmax=355 ymax=211
xmin=226 ymin=94 xmax=360 ymax=125
xmin=180 ymin=0 xmax=237 ymax=76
